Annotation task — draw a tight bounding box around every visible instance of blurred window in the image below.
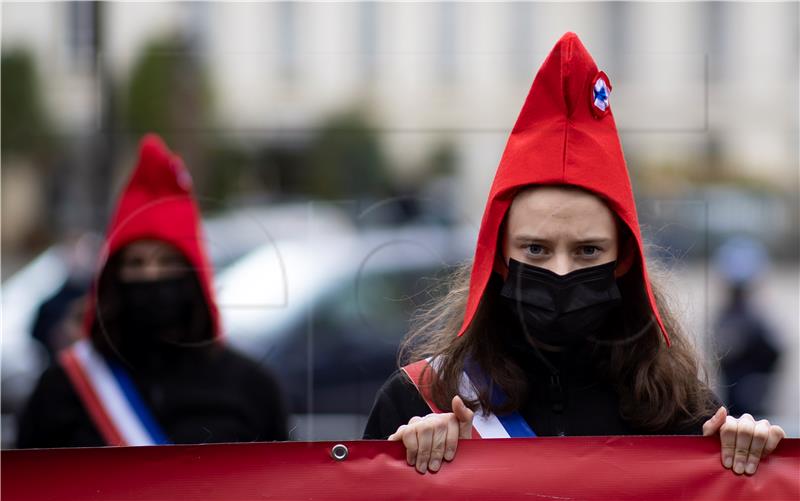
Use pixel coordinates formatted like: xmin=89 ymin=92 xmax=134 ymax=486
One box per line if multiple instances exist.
xmin=510 ymin=2 xmax=533 ymax=80
xmin=359 ymin=2 xmax=378 ymax=81
xmin=608 ymin=2 xmax=630 ymax=79
xmin=66 ymin=1 xmax=96 ymax=70
xmin=437 ymin=2 xmax=456 ymax=84
xmin=277 ymin=2 xmax=297 ymax=81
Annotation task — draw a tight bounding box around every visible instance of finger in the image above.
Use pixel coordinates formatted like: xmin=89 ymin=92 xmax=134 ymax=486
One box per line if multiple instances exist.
xmin=702 ymin=407 xmax=727 ymax=436
xmin=388 ymin=424 xmax=407 ymax=441
xmin=744 ymin=420 xmax=771 ymax=475
xmin=452 ymin=396 xmax=475 ymax=439
xmin=763 ymin=425 xmax=786 ymax=456
xmin=402 ymin=426 xmax=419 ymax=467
xmin=444 ymin=416 xmax=459 ymax=461
xmin=409 ymin=416 xmax=423 ymax=425
xmin=719 ymin=415 xmax=738 ymax=469
xmin=428 ymin=422 xmax=448 ymax=472
xmin=415 ymin=424 xmax=434 ymax=474
xmin=732 ymin=414 xmax=756 ymax=475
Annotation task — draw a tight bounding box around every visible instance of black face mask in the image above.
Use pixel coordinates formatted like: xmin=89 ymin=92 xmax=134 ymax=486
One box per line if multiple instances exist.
xmin=117 ymin=275 xmax=197 ymax=347
xmin=499 ymin=259 xmax=622 ymax=349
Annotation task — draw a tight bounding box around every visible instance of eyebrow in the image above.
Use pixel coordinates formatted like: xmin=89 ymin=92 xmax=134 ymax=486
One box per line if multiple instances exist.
xmin=512 ymin=235 xmax=613 ymax=245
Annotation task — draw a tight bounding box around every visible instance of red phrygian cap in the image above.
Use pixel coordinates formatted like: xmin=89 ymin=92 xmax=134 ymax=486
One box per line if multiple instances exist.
xmin=83 ymin=134 xmax=221 ymax=339
xmin=458 ymin=32 xmax=670 ymax=346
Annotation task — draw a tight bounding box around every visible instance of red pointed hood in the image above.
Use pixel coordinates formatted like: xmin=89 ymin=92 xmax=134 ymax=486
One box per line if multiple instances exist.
xmin=458 ymin=32 xmax=670 ymax=346
xmin=83 ymin=134 xmax=221 ymax=339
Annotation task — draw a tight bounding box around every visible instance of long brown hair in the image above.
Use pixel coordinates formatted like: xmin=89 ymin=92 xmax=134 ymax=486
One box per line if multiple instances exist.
xmin=399 ymin=235 xmax=718 ymax=432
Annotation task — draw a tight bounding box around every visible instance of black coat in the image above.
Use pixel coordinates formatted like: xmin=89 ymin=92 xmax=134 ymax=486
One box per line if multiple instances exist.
xmin=363 ymin=335 xmax=719 ymax=440
xmin=17 ymin=344 xmax=288 ymax=448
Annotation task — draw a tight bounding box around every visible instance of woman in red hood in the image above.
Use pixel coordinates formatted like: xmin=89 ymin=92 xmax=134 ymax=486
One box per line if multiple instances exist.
xmin=17 ymin=135 xmax=287 ymax=448
xmin=363 ymin=33 xmax=785 ymax=476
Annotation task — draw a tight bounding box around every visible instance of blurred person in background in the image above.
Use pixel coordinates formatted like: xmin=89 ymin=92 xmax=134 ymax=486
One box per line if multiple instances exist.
xmin=364 ymin=32 xmax=785 ymax=477
xmin=30 ymin=278 xmax=88 ymax=363
xmin=17 ymin=134 xmax=287 ymax=448
xmin=30 ymin=233 xmax=100 ymax=363
xmin=713 ymin=237 xmax=781 ymax=417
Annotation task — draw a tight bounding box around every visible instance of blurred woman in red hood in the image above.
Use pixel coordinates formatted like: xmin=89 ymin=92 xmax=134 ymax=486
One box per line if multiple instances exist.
xmin=363 ymin=33 xmax=785 ymax=477
xmin=17 ymin=134 xmax=288 ymax=448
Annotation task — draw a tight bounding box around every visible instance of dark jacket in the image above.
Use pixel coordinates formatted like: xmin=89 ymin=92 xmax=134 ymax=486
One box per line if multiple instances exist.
xmin=17 ymin=345 xmax=288 ymax=448
xmin=364 ymin=335 xmax=719 ymax=440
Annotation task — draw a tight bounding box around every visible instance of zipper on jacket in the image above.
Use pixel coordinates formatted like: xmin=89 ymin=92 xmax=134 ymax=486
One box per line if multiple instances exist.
xmin=548 ymin=374 xmax=565 ymax=412
xmin=548 ymin=373 xmax=567 ymax=435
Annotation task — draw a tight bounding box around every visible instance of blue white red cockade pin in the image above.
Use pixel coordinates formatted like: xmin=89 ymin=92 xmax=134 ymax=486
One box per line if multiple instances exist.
xmin=590 ymin=71 xmax=612 ymax=119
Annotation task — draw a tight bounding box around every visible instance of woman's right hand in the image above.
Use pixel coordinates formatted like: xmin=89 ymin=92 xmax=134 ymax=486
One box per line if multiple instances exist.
xmin=388 ymin=395 xmax=475 ymax=474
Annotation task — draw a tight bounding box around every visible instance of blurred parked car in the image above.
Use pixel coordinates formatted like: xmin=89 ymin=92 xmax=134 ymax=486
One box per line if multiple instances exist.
xmin=217 ymin=224 xmax=474 ymax=440
xmin=639 ymin=187 xmax=796 ymax=264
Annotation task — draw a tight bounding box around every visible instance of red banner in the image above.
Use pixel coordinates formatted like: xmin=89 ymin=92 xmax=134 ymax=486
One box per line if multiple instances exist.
xmin=3 ymin=437 xmax=798 ymax=500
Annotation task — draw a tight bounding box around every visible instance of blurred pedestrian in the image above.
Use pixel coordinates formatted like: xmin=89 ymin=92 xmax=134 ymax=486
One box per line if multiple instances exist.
xmin=30 ymin=279 xmax=87 ymax=362
xmin=17 ymin=134 xmax=287 ymax=448
xmin=30 ymin=233 xmax=99 ymax=362
xmin=713 ymin=236 xmax=781 ymax=417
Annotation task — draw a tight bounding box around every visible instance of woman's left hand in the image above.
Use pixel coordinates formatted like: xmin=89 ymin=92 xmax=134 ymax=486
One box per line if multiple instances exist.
xmin=702 ymin=406 xmax=786 ymax=475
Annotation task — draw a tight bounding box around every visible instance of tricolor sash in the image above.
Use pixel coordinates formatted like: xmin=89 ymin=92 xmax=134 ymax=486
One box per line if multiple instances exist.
xmin=401 ymin=357 xmax=536 ymax=438
xmin=59 ymin=339 xmax=171 ymax=446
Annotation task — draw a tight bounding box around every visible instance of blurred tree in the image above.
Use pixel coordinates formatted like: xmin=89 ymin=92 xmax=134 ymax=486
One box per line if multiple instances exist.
xmin=416 ymin=139 xmax=459 ymax=225
xmin=123 ymin=36 xmax=212 ymax=140
xmin=1 ymin=49 xmax=58 ymax=260
xmin=424 ymin=140 xmax=457 ymax=178
xmin=1 ymin=50 xmax=51 ymax=156
xmin=122 ymin=35 xmax=223 ymax=202
xmin=305 ymin=110 xmax=391 ymax=200
xmin=205 ymin=143 xmax=249 ymax=207
xmin=257 ymin=142 xmax=306 ymax=198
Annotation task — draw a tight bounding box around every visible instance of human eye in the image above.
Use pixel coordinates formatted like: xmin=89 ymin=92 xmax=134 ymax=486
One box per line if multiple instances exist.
xmin=578 ymin=245 xmax=602 ymax=258
xmin=526 ymin=243 xmax=547 ymax=257
xmin=123 ymin=255 xmax=145 ymax=268
xmin=163 ymin=254 xmax=184 ymax=266
xmin=159 ymin=253 xmax=188 ymax=273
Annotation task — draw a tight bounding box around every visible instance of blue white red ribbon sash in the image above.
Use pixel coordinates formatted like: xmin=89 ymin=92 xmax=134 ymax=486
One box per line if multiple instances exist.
xmin=402 ymin=357 xmax=536 ymax=438
xmin=59 ymin=339 xmax=170 ymax=446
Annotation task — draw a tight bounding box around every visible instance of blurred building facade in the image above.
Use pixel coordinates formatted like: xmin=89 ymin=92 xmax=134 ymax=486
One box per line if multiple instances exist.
xmin=2 ymin=2 xmax=797 ymax=232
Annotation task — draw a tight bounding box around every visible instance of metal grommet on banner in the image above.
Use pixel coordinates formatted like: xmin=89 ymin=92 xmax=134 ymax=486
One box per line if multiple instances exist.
xmin=331 ymin=444 xmax=349 ymax=461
